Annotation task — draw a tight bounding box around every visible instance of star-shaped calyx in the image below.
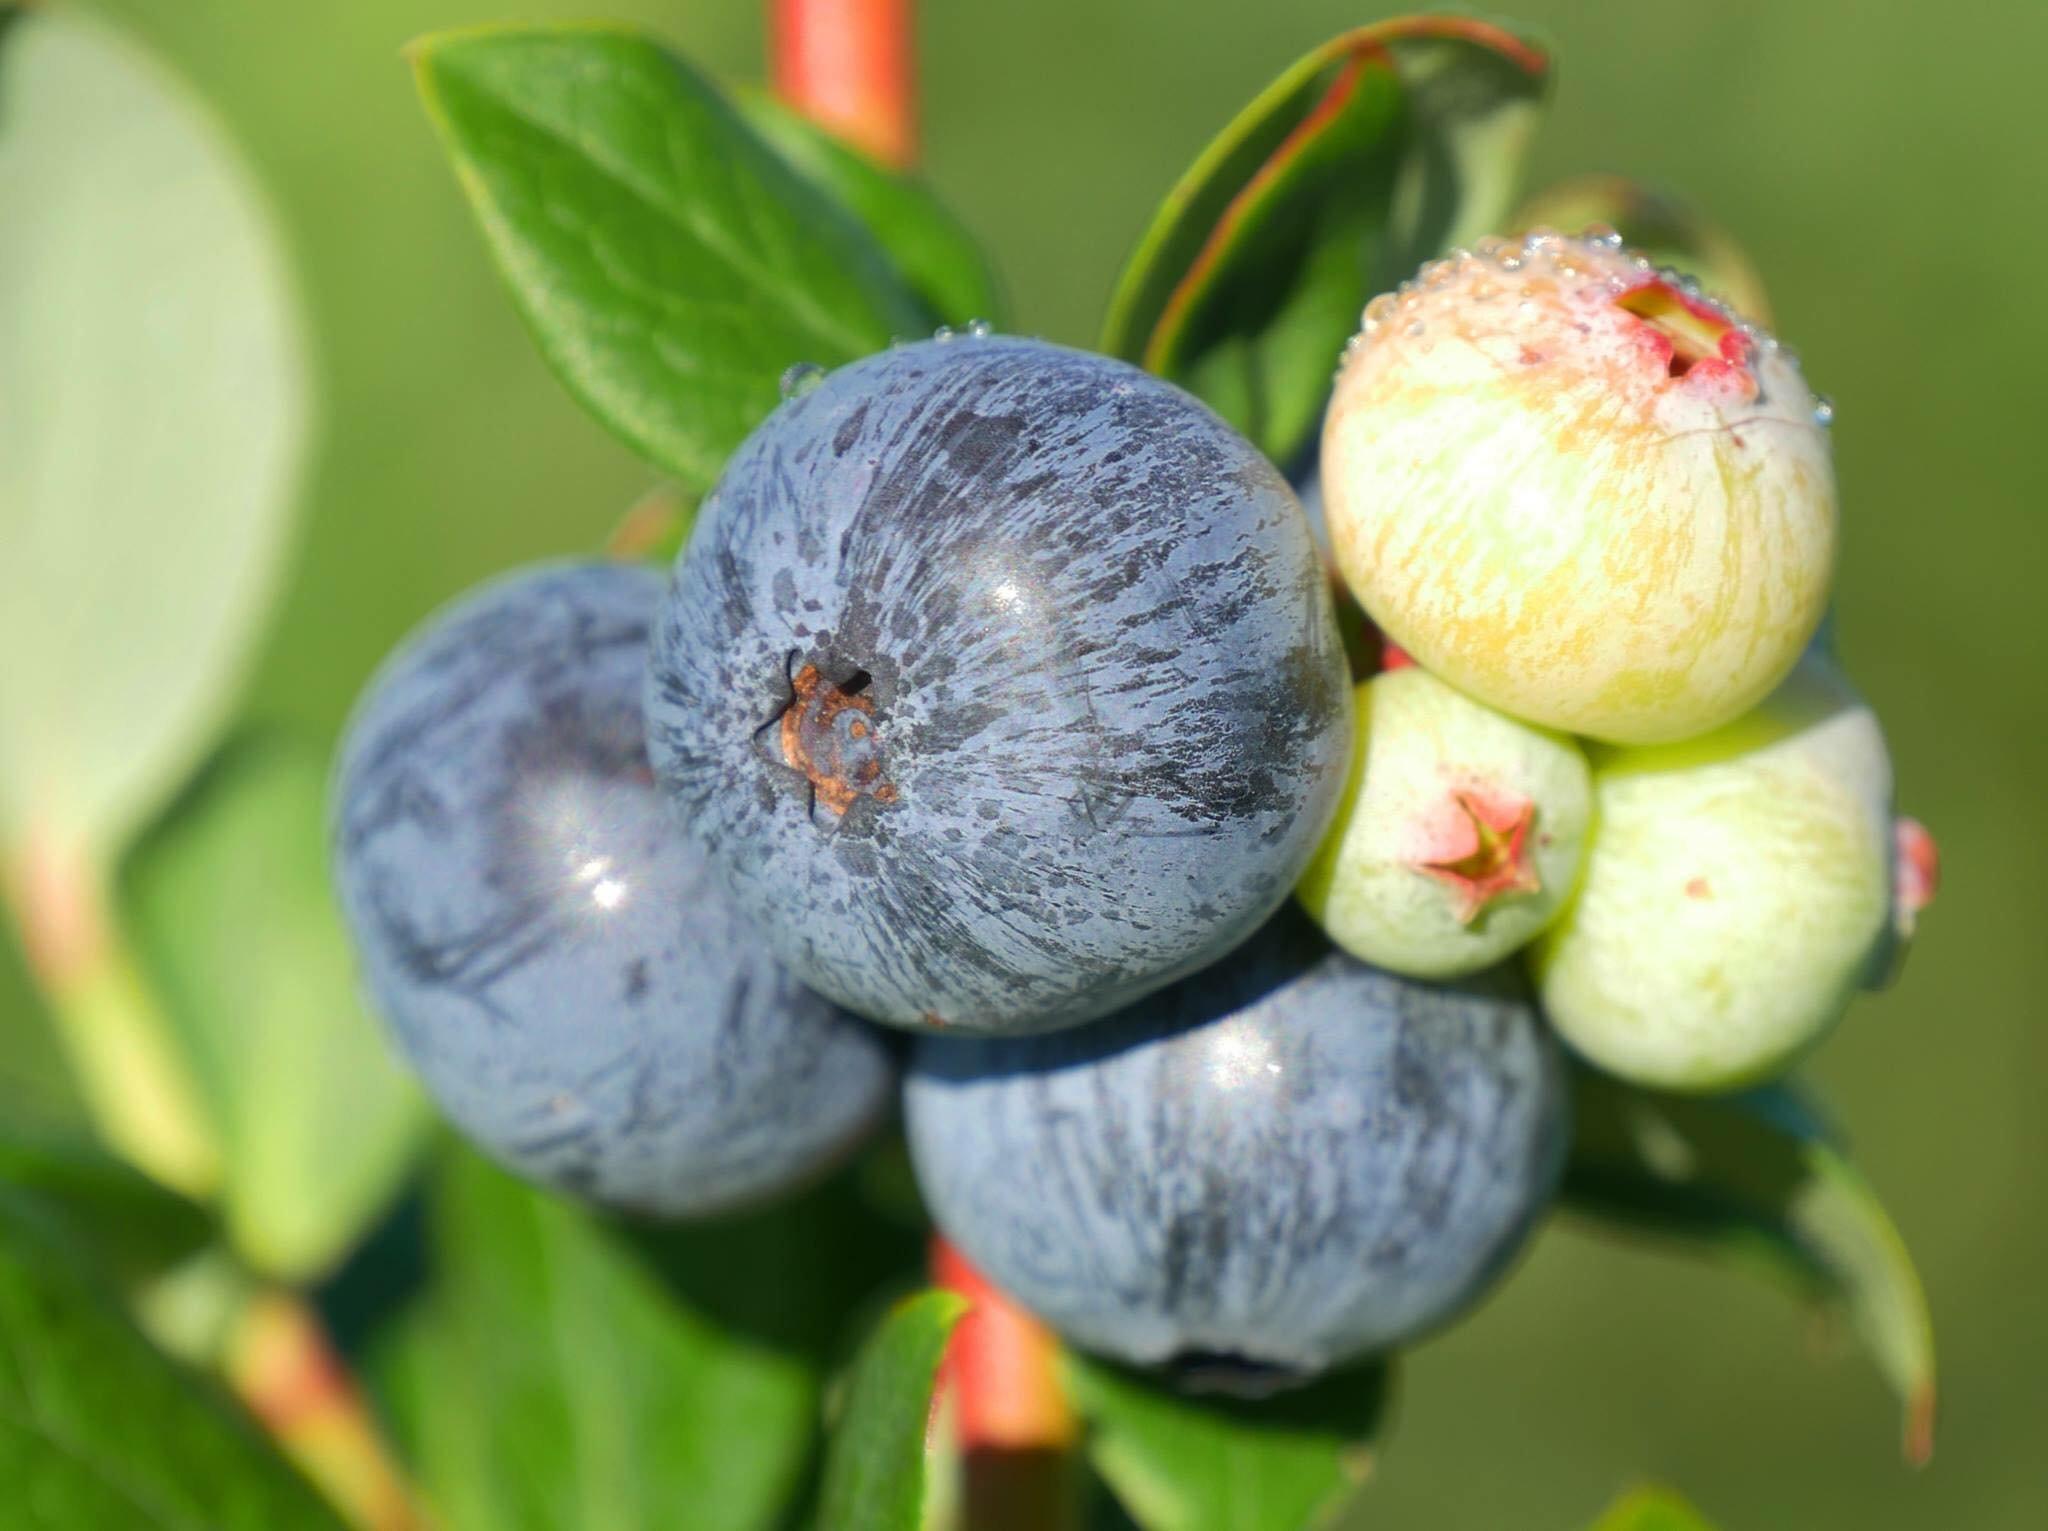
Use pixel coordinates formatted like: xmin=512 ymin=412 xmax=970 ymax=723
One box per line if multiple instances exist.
xmin=1410 ymin=787 xmax=1540 ymax=924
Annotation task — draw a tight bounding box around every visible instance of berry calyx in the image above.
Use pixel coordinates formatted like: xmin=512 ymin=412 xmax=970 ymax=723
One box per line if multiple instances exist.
xmin=1414 ymin=787 xmax=1541 ymax=923
xmin=776 ymin=661 xmax=897 ymax=818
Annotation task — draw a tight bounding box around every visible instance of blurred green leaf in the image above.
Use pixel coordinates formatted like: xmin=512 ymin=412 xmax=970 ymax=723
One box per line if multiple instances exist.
xmin=1064 ymin=1355 xmax=1391 ymax=1531
xmin=1563 ymin=1068 xmax=1936 ymax=1464
xmin=739 ymin=89 xmax=1006 ymax=332
xmin=0 ymin=1119 xmax=211 ymax=1288
xmin=815 ymin=1289 xmax=965 ymax=1531
xmin=0 ymin=6 xmax=311 ymax=862
xmin=1101 ymin=16 xmax=1549 ymax=465
xmin=1513 ymin=174 xmax=1774 ymax=324
xmin=372 ymin=1145 xmax=921 ymax=1531
xmin=412 ymin=24 xmax=924 ymax=492
xmin=0 ymin=939 xmax=88 ymax=1138
xmin=0 ymin=1190 xmax=346 ymax=1529
xmin=1584 ymin=1485 xmax=1720 ymax=1530
xmin=122 ymin=735 xmax=424 ymax=1281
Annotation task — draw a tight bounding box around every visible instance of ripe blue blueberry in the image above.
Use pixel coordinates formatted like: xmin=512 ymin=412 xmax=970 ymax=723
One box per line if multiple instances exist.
xmin=646 ymin=336 xmax=1352 ymax=1035
xmin=331 ymin=561 xmax=893 ymax=1215
xmin=903 ymin=908 xmax=1568 ymax=1378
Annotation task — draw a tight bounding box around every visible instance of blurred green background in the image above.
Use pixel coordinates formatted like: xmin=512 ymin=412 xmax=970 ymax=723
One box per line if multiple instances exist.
xmin=4 ymin=0 xmax=2044 ymax=1525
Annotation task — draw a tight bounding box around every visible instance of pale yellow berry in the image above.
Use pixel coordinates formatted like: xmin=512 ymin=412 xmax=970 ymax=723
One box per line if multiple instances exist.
xmin=1322 ymin=234 xmax=1836 ymax=744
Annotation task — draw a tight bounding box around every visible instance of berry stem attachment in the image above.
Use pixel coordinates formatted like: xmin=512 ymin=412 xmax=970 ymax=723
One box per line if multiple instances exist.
xmin=771 ymin=0 xmax=918 ymax=169
xmin=930 ymin=1237 xmax=1080 ymax=1531
xmin=2 ymin=831 xmax=219 ymax=1197
xmin=140 ymin=1250 xmax=428 ymax=1531
xmin=224 ymin=1288 xmax=428 ymax=1531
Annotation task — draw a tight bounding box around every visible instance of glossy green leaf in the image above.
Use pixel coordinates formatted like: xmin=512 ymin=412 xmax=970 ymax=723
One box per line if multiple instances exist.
xmin=122 ymin=736 xmax=424 ymax=1280
xmin=0 ymin=1191 xmax=346 ymax=1529
xmin=1101 ymin=16 xmax=1549 ymax=465
xmin=372 ymin=1146 xmax=920 ymax=1531
xmin=1064 ymin=1355 xmax=1391 ymax=1531
xmin=1513 ymin=174 xmax=1774 ymax=324
xmin=1584 ymin=1485 xmax=1721 ymax=1531
xmin=739 ymin=89 xmax=1005 ymax=332
xmin=815 ymin=1288 xmax=965 ymax=1531
xmin=0 ymin=7 xmax=311 ymax=862
xmin=1564 ymin=1068 xmax=1936 ymax=1464
xmin=412 ymin=24 xmax=924 ymax=492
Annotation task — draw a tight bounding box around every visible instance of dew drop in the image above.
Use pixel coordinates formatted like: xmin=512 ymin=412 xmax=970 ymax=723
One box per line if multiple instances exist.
xmin=1586 ymin=222 xmax=1624 ymax=248
xmin=1812 ymin=395 xmax=1836 ymax=428
xmin=964 ymin=318 xmax=993 ymax=339
xmin=933 ymin=324 xmax=958 ymax=343
xmin=779 ymin=361 xmax=826 ymax=399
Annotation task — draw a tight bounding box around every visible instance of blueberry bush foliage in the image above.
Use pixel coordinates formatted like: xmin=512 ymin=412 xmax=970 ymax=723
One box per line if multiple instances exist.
xmin=0 ymin=6 xmax=1930 ymax=1529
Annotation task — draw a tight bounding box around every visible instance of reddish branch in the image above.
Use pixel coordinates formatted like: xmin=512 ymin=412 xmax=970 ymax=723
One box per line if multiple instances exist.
xmin=771 ymin=0 xmax=918 ymax=168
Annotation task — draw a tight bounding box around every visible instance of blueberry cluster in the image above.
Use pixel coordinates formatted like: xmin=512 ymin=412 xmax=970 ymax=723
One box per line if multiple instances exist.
xmin=333 ymin=252 xmax=1927 ymax=1382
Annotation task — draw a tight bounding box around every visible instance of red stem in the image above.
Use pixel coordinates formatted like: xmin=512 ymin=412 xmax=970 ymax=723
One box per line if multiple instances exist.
xmin=771 ymin=0 xmax=918 ymax=168
xmin=931 ymin=1237 xmax=1078 ymax=1531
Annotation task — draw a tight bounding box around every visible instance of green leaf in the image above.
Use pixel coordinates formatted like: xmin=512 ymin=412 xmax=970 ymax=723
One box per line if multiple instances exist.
xmin=739 ymin=89 xmax=1006 ymax=332
xmin=1101 ymin=16 xmax=1549 ymax=465
xmin=121 ymin=735 xmax=424 ymax=1281
xmin=1584 ymin=1485 xmax=1721 ymax=1531
xmin=0 ymin=1191 xmax=346 ymax=1529
xmin=0 ymin=1120 xmax=211 ymax=1288
xmin=371 ymin=1145 xmax=921 ymax=1531
xmin=412 ymin=24 xmax=925 ymax=492
xmin=0 ymin=7 xmax=311 ymax=862
xmin=1563 ymin=1068 xmax=1937 ymax=1464
xmin=815 ymin=1289 xmax=966 ymax=1531
xmin=1513 ymin=174 xmax=1774 ymax=324
xmin=1064 ymin=1355 xmax=1391 ymax=1531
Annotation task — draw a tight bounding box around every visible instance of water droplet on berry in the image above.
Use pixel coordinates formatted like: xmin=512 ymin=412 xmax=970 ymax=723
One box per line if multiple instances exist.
xmin=964 ymin=318 xmax=993 ymax=339
xmin=1812 ymin=395 xmax=1836 ymax=428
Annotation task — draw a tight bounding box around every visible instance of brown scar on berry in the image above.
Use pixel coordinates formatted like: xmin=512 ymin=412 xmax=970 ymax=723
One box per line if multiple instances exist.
xmin=921 ymin=1010 xmax=948 ymax=1028
xmin=1410 ymin=788 xmax=1541 ymax=923
xmin=779 ymin=663 xmax=896 ymax=816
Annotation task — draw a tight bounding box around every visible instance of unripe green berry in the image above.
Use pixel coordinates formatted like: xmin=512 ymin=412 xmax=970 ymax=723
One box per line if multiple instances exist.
xmin=1296 ymin=665 xmax=1592 ymax=978
xmin=1530 ymin=654 xmax=1892 ymax=1091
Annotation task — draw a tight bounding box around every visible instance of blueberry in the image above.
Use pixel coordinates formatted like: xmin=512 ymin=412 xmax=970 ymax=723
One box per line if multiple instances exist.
xmin=902 ymin=908 xmax=1568 ymax=1378
xmin=646 ymin=336 xmax=1352 ymax=1034
xmin=331 ymin=561 xmax=893 ymax=1215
